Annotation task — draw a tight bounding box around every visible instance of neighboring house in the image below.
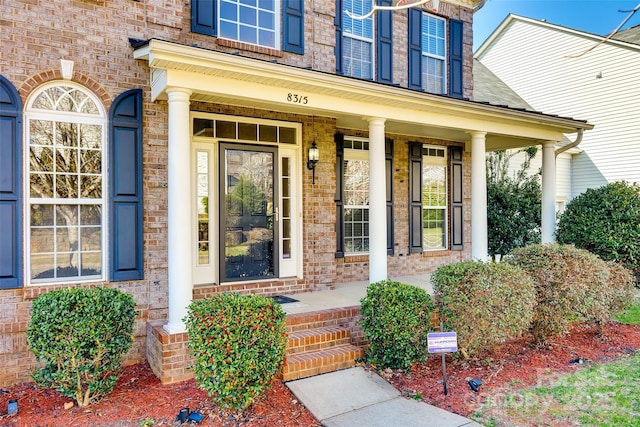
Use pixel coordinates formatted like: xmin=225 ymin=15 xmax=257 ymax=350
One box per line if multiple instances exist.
xmin=476 ymin=14 xmax=640 ymax=200
xmin=0 ymin=1 xmax=590 ymax=386
xmin=473 ymin=59 xmax=577 ymax=213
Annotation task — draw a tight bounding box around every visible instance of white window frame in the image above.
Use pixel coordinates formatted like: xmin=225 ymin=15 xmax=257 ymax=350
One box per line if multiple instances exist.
xmin=421 ymin=13 xmax=447 ymax=94
xmin=342 ymin=0 xmax=375 ymax=79
xmin=24 ymin=82 xmax=107 ymax=285
xmin=190 ymin=113 xmax=302 ymax=285
xmin=343 ymin=137 xmax=370 ymax=254
xmin=218 ymin=0 xmax=280 ymax=49
xmin=422 ymin=145 xmax=447 ymax=250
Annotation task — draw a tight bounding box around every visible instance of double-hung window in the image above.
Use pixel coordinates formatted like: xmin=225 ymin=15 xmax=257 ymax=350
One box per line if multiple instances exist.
xmin=192 ymin=0 xmax=304 ymax=54
xmin=422 ymin=146 xmax=447 ymax=249
xmin=26 ymin=84 xmax=106 ymax=283
xmin=408 ymin=10 xmax=464 ymax=98
xmin=409 ymin=143 xmax=463 ymax=253
xmin=343 ymin=138 xmax=370 ymax=253
xmin=421 ymin=14 xmax=446 ymax=94
xmin=219 ymin=0 xmax=278 ymax=48
xmin=341 ymin=0 xmax=374 ymax=80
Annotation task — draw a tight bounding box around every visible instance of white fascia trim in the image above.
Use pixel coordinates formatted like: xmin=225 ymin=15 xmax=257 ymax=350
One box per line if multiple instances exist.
xmin=134 ymin=39 xmax=593 ymax=135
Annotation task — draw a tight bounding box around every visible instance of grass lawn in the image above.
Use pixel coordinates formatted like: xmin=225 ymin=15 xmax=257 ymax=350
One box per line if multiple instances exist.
xmin=473 ymin=298 xmax=640 ymax=427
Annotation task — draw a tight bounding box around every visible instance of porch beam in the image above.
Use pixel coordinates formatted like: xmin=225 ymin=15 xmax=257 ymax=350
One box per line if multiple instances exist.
xmin=541 ymin=141 xmax=557 ymax=244
xmin=367 ymin=117 xmax=388 ymax=283
xmin=165 ymin=87 xmax=193 ymax=334
xmin=469 ymin=131 xmax=488 ymax=261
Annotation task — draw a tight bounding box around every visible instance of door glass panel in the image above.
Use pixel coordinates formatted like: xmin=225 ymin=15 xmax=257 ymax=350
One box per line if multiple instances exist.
xmin=196 ymin=151 xmax=210 ymax=265
xmin=222 ymin=146 xmax=276 ymax=281
xmin=281 ymin=157 xmax=292 ymax=259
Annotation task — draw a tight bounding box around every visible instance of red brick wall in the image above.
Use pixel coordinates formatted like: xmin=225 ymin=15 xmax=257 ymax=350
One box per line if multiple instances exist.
xmin=0 ymin=0 xmax=475 ymax=387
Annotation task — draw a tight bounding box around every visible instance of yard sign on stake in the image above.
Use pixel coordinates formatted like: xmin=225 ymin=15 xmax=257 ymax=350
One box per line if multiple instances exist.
xmin=427 ymin=328 xmax=458 ymax=395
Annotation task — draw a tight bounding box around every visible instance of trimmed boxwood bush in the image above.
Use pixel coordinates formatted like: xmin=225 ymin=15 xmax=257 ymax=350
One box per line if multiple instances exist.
xmin=431 ymin=260 xmax=536 ymax=359
xmin=185 ymin=293 xmax=287 ymax=411
xmin=556 ymin=181 xmax=640 ymax=281
xmin=505 ymin=244 xmax=613 ymax=344
xmin=26 ymin=286 xmax=137 ymax=407
xmin=359 ymin=280 xmax=434 ymax=369
xmin=604 ymin=262 xmax=636 ymax=316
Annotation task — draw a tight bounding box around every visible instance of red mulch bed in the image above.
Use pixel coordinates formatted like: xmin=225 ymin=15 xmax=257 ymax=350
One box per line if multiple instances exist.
xmin=386 ymin=321 xmax=640 ymax=418
xmin=1 ymin=321 xmax=639 ymax=426
xmin=0 ymin=365 xmax=320 ymax=427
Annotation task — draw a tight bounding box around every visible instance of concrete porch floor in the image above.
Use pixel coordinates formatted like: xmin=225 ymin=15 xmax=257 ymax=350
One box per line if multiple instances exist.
xmin=280 ymin=274 xmax=433 ymax=314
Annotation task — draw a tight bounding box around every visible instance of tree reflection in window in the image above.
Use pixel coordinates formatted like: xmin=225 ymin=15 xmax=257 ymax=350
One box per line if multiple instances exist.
xmin=27 ymin=85 xmax=104 ymax=282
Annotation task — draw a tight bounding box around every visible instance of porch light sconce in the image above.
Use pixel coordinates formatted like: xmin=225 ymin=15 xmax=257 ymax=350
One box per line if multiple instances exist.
xmin=307 ymin=141 xmax=319 ymax=184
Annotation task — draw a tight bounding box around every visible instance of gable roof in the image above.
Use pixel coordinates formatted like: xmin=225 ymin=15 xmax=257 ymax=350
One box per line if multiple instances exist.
xmin=472 ymin=59 xmax=575 ymax=148
xmin=475 ymin=14 xmax=640 ymax=57
xmin=613 ymin=24 xmax=640 ymax=44
xmin=472 ymin=59 xmax=533 ymax=110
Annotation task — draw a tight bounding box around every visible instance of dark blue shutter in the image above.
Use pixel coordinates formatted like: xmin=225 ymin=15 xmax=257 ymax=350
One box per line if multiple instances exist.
xmin=385 ymin=138 xmax=394 ymax=254
xmin=109 ymin=89 xmax=144 ymax=281
xmin=334 ymin=133 xmax=345 ymax=258
xmin=283 ymin=0 xmax=304 ymax=54
xmin=450 ymin=147 xmax=463 ymax=249
xmin=449 ymin=19 xmax=464 ymax=99
xmin=0 ymin=75 xmax=22 ymax=289
xmin=377 ymin=0 xmax=393 ymax=84
xmin=335 ymin=0 xmax=343 ymax=74
xmin=408 ymin=8 xmax=422 ymax=90
xmin=192 ymin=0 xmax=216 ymax=36
xmin=408 ymin=142 xmax=423 ymax=253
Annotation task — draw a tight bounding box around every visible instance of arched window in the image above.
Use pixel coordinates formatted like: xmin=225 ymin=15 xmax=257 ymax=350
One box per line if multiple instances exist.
xmin=26 ymin=83 xmax=106 ymax=283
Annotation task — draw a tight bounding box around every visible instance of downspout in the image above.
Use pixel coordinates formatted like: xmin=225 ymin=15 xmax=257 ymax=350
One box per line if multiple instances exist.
xmin=555 ymin=128 xmax=584 ymax=156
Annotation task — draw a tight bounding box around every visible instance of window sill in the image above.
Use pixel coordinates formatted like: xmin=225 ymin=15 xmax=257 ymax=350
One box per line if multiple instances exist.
xmin=217 ymin=38 xmax=282 ymax=57
xmin=23 ymin=280 xmax=108 ymax=300
xmin=422 ymin=249 xmax=450 ymax=257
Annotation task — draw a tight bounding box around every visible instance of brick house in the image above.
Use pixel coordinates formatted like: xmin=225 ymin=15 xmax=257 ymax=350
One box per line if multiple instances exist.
xmin=0 ymin=0 xmax=591 ymax=386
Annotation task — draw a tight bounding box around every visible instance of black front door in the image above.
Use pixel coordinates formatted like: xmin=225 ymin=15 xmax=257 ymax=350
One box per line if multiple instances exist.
xmin=220 ymin=143 xmax=278 ymax=282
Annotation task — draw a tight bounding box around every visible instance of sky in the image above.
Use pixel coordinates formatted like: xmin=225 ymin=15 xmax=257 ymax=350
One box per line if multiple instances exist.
xmin=473 ymin=0 xmax=640 ymax=51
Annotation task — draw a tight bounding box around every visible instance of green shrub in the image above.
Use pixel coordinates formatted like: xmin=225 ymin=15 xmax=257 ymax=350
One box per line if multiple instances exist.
xmin=431 ymin=260 xmax=536 ymax=359
xmin=185 ymin=293 xmax=287 ymax=411
xmin=556 ymin=181 xmax=640 ymax=281
xmin=604 ymin=262 xmax=636 ymax=316
xmin=505 ymin=244 xmax=612 ymax=344
xmin=26 ymin=286 xmax=137 ymax=407
xmin=359 ymin=280 xmax=434 ymax=369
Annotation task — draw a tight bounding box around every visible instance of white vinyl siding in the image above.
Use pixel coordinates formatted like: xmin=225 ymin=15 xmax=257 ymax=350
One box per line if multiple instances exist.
xmin=478 ymin=17 xmax=640 ymax=198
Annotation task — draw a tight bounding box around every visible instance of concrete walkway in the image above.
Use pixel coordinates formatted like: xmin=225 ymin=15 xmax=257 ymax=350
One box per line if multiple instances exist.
xmin=286 ymin=367 xmax=482 ymax=427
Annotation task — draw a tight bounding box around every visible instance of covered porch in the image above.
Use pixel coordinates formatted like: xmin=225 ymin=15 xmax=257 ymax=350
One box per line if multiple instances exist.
xmin=134 ymin=39 xmax=592 ymax=383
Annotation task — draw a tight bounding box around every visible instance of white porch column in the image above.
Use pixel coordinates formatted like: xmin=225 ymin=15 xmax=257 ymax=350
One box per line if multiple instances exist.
xmin=469 ymin=131 xmax=488 ymax=261
xmin=541 ymin=141 xmax=557 ymax=244
xmin=367 ymin=117 xmax=387 ymax=283
xmin=164 ymin=87 xmax=193 ymax=334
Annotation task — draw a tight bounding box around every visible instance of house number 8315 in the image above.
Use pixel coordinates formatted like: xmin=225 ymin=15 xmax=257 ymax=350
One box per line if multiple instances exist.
xmin=287 ymin=93 xmax=308 ymax=104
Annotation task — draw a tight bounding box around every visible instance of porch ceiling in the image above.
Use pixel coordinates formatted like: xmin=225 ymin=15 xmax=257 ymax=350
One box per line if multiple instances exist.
xmin=134 ymin=39 xmax=593 ymax=151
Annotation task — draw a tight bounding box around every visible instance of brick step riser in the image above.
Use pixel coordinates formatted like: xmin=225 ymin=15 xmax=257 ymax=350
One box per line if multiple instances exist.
xmin=285 ymin=307 xmax=361 ymax=333
xmin=287 ymin=337 xmax=351 ymax=356
xmin=283 ymin=344 xmax=365 ymax=382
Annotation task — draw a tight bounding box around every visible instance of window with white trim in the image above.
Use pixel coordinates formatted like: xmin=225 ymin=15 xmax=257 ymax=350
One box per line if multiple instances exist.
xmin=421 ymin=13 xmax=446 ymax=94
xmin=422 ymin=146 xmax=447 ymax=249
xmin=219 ymin=0 xmax=279 ymax=48
xmin=342 ymin=0 xmax=374 ymax=79
xmin=343 ymin=137 xmax=369 ymax=253
xmin=26 ymin=84 xmax=106 ymax=283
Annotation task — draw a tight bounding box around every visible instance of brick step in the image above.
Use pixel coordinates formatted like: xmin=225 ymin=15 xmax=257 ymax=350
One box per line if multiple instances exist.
xmin=282 ymin=344 xmax=364 ymax=382
xmin=286 ymin=325 xmax=351 ymax=356
xmin=285 ymin=306 xmax=361 ymax=333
